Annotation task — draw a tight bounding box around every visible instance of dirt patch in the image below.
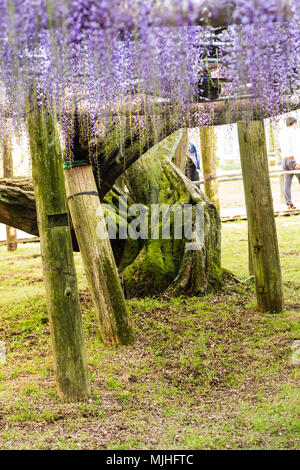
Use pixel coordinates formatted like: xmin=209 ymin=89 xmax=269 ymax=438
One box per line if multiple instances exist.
xmin=0 ymin=284 xmax=299 ymax=450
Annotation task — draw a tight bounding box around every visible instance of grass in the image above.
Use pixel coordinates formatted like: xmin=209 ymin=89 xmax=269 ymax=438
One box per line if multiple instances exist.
xmin=222 ymin=216 xmax=300 ymax=284
xmin=0 ymin=216 xmax=299 ymax=449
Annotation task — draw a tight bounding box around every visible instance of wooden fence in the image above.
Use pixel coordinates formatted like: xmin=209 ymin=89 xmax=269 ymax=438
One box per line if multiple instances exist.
xmin=195 ymin=168 xmax=300 ymax=185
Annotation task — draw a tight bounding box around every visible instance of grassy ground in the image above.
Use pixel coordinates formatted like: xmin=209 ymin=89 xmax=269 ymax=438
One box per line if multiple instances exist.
xmin=0 ymin=216 xmax=299 ymax=450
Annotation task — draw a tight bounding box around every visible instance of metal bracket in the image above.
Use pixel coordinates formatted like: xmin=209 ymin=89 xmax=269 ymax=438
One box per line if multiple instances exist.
xmin=48 ymin=213 xmax=69 ymax=228
xmin=67 ymin=191 xmax=99 ymax=200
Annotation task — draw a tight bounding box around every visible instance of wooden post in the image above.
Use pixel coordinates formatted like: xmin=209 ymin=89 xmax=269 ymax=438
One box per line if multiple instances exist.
xmin=274 ymin=123 xmax=285 ymax=204
xmin=174 ymin=128 xmax=187 ymax=173
xmin=3 ymin=133 xmax=17 ymax=251
xmin=248 ymin=230 xmax=254 ymax=276
xmin=199 ymin=126 xmax=220 ymax=213
xmin=27 ymin=99 xmax=90 ymax=402
xmin=278 ymin=175 xmax=285 ymax=204
xmin=269 ymin=119 xmax=285 ymax=203
xmin=64 ymin=164 xmax=133 ymax=346
xmin=268 ymin=120 xmax=276 ymax=167
xmin=237 ymin=120 xmax=284 ymax=313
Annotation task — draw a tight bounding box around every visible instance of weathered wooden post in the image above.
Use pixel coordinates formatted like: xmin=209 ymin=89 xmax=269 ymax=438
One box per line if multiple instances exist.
xmin=237 ymin=120 xmax=284 ymax=313
xmin=3 ymin=132 xmax=17 ymax=251
xmin=269 ymin=119 xmax=285 ymax=203
xmin=248 ymin=231 xmax=254 ymax=276
xmin=274 ymin=123 xmax=285 ymax=205
xmin=174 ymin=128 xmax=187 ymax=172
xmin=27 ymin=98 xmax=90 ymax=401
xmin=64 ymin=163 xmax=133 ymax=346
xmin=278 ymin=174 xmax=285 ymax=205
xmin=199 ymin=126 xmax=220 ymax=213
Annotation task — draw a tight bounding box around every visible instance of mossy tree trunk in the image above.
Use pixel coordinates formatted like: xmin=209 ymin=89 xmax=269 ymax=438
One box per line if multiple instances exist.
xmin=1 ymin=127 xmax=222 ymax=299
xmin=0 ymin=135 xmax=222 ymax=298
xmin=109 ymin=133 xmax=221 ymax=297
xmin=27 ymin=97 xmax=90 ymax=402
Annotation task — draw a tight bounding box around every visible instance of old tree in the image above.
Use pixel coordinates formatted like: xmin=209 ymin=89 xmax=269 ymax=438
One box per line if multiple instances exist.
xmin=0 ymin=106 xmax=222 ymax=298
xmin=0 ymin=1 xmax=299 ymax=399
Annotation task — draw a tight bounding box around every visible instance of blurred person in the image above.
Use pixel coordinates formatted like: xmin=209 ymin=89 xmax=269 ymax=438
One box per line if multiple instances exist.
xmin=186 ymin=142 xmax=201 ymax=182
xmin=279 ymin=116 xmax=300 ymax=209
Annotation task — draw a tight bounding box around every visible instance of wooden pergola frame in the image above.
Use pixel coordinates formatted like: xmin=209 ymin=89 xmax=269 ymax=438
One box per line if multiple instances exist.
xmin=1 ymin=0 xmax=299 ymax=400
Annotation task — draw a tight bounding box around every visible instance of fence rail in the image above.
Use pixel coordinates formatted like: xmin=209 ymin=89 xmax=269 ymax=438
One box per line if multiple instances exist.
xmin=195 ymin=169 xmax=300 ymax=185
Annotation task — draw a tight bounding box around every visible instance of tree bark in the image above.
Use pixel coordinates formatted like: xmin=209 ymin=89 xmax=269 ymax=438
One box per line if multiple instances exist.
xmin=54 ymin=93 xmax=300 ymax=202
xmin=0 ymin=133 xmax=222 ymax=299
xmin=237 ymin=120 xmax=284 ymax=313
xmin=0 ymin=177 xmax=38 ymax=235
xmin=72 ymin=97 xmax=265 ymax=202
xmin=114 ymin=132 xmax=221 ymax=297
xmin=27 ymin=99 xmax=90 ymax=402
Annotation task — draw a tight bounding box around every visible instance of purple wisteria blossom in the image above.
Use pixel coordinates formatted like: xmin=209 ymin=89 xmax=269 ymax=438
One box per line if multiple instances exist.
xmin=0 ymin=0 xmax=298 ymax=144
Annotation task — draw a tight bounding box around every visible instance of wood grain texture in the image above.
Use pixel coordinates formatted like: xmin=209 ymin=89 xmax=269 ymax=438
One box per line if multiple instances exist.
xmin=27 ymin=100 xmax=90 ymax=401
xmin=237 ymin=120 xmax=284 ymax=313
xmin=3 ymin=134 xmax=17 ymax=251
xmin=200 ymin=126 xmax=220 ymax=213
xmin=65 ymin=164 xmax=133 ymax=346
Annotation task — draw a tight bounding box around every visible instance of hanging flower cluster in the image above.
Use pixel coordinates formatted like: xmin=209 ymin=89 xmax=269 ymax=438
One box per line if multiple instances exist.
xmin=227 ymin=0 xmax=300 ymax=116
xmin=0 ymin=0 xmax=299 ymax=147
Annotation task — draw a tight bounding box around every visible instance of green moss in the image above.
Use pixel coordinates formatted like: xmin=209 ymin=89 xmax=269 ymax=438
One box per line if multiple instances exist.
xmin=119 ymin=238 xmax=140 ymax=272
xmin=102 ymin=131 xmax=222 ymax=298
xmin=122 ymin=236 xmax=185 ymax=298
xmin=208 ymin=262 xmax=223 ymax=291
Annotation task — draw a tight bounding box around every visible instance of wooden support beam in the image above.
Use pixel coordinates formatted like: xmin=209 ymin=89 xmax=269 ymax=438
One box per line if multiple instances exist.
xmin=3 ymin=133 xmax=17 ymax=251
xmin=27 ymin=99 xmax=90 ymax=402
xmin=199 ymin=126 xmax=220 ymax=213
xmin=173 ymin=129 xmax=187 ymax=173
xmin=273 ymin=121 xmax=286 ymax=205
xmin=279 ymin=175 xmax=285 ymax=204
xmin=64 ymin=164 xmax=133 ymax=346
xmin=237 ymin=120 xmax=284 ymax=313
xmin=248 ymin=229 xmax=254 ymax=276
